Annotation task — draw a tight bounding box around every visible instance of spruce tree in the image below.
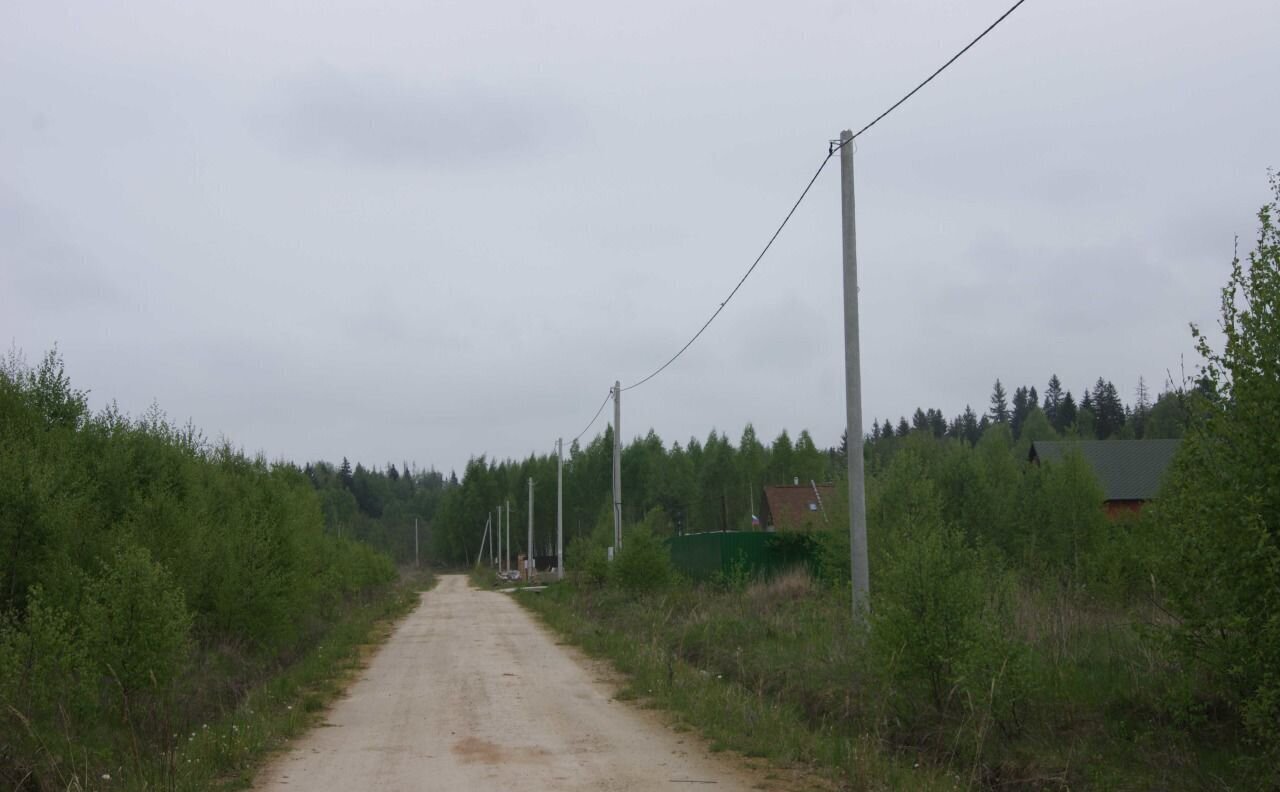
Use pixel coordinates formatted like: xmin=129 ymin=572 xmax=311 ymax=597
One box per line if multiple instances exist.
xmin=1091 ymin=378 xmax=1126 ymax=439
xmin=961 ymin=405 xmax=981 ymax=446
xmin=912 ymin=408 xmax=929 ymax=433
xmin=1043 ymin=374 xmax=1065 ymax=429
xmin=989 ymin=379 xmax=1010 ymax=423
xmin=1011 ymin=386 xmax=1030 ymax=439
xmin=927 ymin=408 xmax=947 ymax=438
xmin=1059 ymin=391 xmax=1078 ymax=432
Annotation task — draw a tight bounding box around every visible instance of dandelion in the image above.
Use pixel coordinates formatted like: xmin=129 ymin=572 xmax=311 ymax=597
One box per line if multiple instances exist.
xmin=101 ymin=774 xmax=111 ymax=781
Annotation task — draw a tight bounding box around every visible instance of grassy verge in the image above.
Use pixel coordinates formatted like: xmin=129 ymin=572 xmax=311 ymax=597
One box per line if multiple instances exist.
xmin=519 ymin=572 xmax=1253 ymax=791
xmin=520 ymin=576 xmax=951 ymax=791
xmin=153 ymin=568 xmax=435 ymax=791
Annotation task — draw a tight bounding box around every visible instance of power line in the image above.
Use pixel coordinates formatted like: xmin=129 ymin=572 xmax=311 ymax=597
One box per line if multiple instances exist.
xmin=620 ymin=0 xmax=1032 ymax=393
xmin=622 ymin=153 xmax=834 ymax=392
xmin=570 ymin=389 xmax=613 ymax=444
xmin=836 ymin=0 xmax=1031 ymax=150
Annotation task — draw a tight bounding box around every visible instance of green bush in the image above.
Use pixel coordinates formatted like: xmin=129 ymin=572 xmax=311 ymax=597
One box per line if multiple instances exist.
xmin=1153 ymin=176 xmax=1280 ymax=756
xmin=611 ymin=526 xmax=676 ymax=593
xmin=0 ymin=586 xmax=97 ymax=723
xmin=566 ymin=514 xmax=614 ymax=587
xmin=80 ymin=544 xmax=193 ymax=697
xmin=867 ymin=449 xmax=1026 ymax=741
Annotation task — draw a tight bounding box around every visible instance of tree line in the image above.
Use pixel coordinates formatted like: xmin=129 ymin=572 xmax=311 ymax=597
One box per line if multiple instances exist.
xmin=871 ymin=372 xmax=1195 ymax=449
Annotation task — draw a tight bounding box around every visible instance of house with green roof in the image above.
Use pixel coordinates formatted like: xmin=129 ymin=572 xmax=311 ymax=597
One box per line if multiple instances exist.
xmin=1028 ymin=439 xmax=1181 ymax=517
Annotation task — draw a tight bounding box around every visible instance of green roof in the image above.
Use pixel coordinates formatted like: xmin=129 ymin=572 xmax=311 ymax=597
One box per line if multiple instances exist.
xmin=1029 ymin=440 xmax=1181 ymax=501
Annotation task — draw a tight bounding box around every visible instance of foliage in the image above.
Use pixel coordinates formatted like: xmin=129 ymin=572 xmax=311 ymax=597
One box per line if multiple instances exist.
xmin=611 ymin=526 xmax=676 ymax=593
xmin=1153 ymin=174 xmax=1280 ymax=756
xmin=0 ymin=353 xmax=398 ymax=789
xmin=867 ymin=449 xmax=1027 ymax=741
xmin=80 ymin=544 xmax=193 ymax=697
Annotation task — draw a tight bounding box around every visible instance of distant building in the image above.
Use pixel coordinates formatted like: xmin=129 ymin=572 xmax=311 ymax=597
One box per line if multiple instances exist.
xmin=760 ymin=482 xmax=836 ymax=532
xmin=1028 ymin=439 xmax=1181 ymax=517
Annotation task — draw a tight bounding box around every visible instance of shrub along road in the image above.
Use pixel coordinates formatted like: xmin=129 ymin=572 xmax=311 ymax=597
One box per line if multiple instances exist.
xmin=253 ymin=574 xmax=768 ymax=791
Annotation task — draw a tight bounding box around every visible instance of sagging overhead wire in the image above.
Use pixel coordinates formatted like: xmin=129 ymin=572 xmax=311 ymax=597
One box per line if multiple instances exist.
xmin=619 ymin=0 xmax=1032 ymax=394
xmin=570 ymin=389 xmax=613 ymax=445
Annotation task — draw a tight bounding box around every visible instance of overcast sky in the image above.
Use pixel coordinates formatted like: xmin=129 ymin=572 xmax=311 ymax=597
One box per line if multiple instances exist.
xmin=3 ymin=0 xmax=1277 ymax=474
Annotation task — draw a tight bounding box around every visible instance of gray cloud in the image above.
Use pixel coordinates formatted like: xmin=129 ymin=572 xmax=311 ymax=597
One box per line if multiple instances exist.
xmin=268 ymin=69 xmax=578 ymax=168
xmin=0 ymin=192 xmax=124 ymax=313
xmin=1 ymin=0 xmax=1276 ymax=473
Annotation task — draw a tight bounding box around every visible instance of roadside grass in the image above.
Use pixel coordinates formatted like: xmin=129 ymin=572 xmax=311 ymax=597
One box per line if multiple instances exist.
xmin=522 ymin=575 xmax=954 ymax=791
xmin=520 ymin=572 xmax=1253 ymax=791
xmin=468 ymin=566 xmax=498 ymax=590
xmin=148 ymin=568 xmax=436 ymax=791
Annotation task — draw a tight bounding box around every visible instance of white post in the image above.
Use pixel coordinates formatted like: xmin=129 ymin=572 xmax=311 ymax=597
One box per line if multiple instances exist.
xmin=527 ymin=477 xmax=535 ymax=582
xmin=839 ymin=129 xmax=871 ymax=616
xmin=612 ymin=381 xmax=623 ymax=553
xmin=557 ymin=438 xmax=564 ymax=580
xmin=505 ymin=500 xmax=511 ymax=575
xmin=475 ymin=515 xmax=491 ymax=568
xmin=497 ymin=504 xmax=503 ymax=572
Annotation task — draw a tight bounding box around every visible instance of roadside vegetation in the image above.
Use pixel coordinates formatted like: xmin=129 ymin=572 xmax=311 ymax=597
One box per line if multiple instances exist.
xmin=0 ymin=353 xmax=433 ymax=790
xmin=520 ymin=178 xmax=1280 ymax=790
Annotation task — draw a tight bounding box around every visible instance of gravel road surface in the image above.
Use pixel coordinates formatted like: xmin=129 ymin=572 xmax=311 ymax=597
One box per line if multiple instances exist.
xmin=254 ymin=574 xmax=767 ymax=791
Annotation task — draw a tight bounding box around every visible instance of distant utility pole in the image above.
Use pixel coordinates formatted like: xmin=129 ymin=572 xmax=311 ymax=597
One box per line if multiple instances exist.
xmin=475 ymin=515 xmax=491 ymax=568
xmin=505 ymin=499 xmax=511 ymax=574
xmin=496 ymin=504 xmax=503 ymax=572
xmin=526 ymin=477 xmax=534 ymax=582
xmin=414 ymin=517 xmax=419 ymax=569
xmin=556 ymin=438 xmax=564 ymax=581
xmin=839 ymin=129 xmax=871 ymax=616
xmin=611 ymin=381 xmax=623 ymax=553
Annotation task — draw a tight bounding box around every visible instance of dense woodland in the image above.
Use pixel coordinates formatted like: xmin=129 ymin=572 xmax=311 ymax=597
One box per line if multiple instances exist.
xmin=422 ymin=367 xmax=1196 ymax=571
xmin=302 ymin=363 xmax=1197 ymax=574
xmin=0 ymin=353 xmax=398 ymax=788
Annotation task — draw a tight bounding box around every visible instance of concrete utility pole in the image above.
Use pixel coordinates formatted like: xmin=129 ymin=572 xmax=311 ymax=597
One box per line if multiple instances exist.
xmin=611 ymin=381 xmax=623 ymax=553
xmin=475 ymin=515 xmax=491 ymax=568
xmin=496 ymin=504 xmax=503 ymax=572
xmin=526 ymin=477 xmax=534 ymax=582
xmin=556 ymin=438 xmax=564 ymax=581
xmin=505 ymin=500 xmax=511 ymax=574
xmin=839 ymin=129 xmax=871 ymax=616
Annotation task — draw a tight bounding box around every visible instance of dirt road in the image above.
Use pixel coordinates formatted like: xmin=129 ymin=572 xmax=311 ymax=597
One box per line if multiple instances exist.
xmin=254 ymin=574 xmax=766 ymax=791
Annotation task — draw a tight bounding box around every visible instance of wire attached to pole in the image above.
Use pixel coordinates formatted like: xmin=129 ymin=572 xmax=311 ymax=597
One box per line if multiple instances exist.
xmin=618 ymin=0 xmax=1032 ymax=393
xmin=570 ymin=389 xmax=613 ymax=444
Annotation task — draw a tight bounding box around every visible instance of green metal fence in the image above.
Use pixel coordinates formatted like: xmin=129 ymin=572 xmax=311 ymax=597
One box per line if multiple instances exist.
xmin=666 ymin=531 xmax=817 ymax=582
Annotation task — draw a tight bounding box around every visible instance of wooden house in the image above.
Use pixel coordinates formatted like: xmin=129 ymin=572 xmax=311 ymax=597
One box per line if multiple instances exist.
xmin=760 ymin=482 xmax=836 ymax=532
xmin=1028 ymin=439 xmax=1181 ymax=517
